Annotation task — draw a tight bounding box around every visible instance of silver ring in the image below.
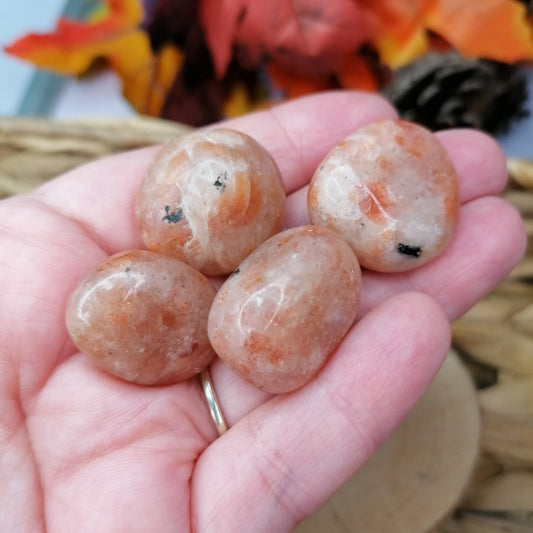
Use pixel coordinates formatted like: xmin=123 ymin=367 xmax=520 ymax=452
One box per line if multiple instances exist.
xmin=201 ymin=368 xmax=228 ymax=436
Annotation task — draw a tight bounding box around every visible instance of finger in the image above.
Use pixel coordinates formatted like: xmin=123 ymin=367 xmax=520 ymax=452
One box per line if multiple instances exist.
xmin=435 ymin=129 xmax=509 ymax=202
xmin=28 ymin=353 xmax=212 ymax=533
xmin=33 ymin=92 xmax=397 ymax=254
xmin=283 ymin=186 xmax=310 ymax=228
xmin=192 ymin=292 xmax=451 ymax=531
xmin=222 ymin=91 xmax=397 ymax=194
xmin=360 ymin=197 xmax=527 ymax=321
xmin=207 ymin=356 xmax=273 ymax=428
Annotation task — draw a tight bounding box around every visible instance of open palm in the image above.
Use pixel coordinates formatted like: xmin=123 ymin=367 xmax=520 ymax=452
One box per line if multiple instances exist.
xmin=0 ymin=92 xmax=525 ymax=532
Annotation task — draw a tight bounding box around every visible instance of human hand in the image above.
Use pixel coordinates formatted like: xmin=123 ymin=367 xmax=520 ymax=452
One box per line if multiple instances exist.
xmin=0 ymin=92 xmax=525 ymax=532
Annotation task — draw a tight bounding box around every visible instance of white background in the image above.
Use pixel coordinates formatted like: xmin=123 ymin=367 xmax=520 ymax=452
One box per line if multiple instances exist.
xmin=0 ymin=0 xmax=532 ymax=156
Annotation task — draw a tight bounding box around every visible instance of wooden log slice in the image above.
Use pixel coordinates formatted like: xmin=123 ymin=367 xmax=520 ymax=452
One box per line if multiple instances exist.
xmin=295 ymin=351 xmax=480 ymax=533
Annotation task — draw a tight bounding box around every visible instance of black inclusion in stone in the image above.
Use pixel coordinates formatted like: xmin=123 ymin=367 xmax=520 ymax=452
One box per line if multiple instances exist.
xmin=162 ymin=205 xmax=183 ymax=224
xmin=213 ymin=171 xmax=228 ymax=191
xmin=398 ymin=243 xmax=422 ymax=257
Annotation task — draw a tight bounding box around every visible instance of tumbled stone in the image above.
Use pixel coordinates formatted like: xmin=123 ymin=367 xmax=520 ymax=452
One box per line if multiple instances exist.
xmin=136 ymin=128 xmax=286 ymax=276
xmin=208 ymin=226 xmax=361 ymax=394
xmin=308 ymin=119 xmax=460 ymax=272
xmin=65 ymin=250 xmax=216 ymax=385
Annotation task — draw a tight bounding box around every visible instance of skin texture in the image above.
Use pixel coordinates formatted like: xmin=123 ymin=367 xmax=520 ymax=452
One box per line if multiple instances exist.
xmin=0 ymin=91 xmax=526 ymax=532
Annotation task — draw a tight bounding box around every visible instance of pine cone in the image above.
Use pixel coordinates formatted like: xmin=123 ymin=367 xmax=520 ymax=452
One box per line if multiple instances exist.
xmin=383 ymin=52 xmax=530 ymax=134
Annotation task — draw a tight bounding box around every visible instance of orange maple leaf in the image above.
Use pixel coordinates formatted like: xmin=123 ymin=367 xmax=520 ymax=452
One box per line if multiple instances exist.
xmin=4 ymin=0 xmax=144 ymax=74
xmin=4 ymin=0 xmax=182 ymax=116
xmin=423 ymin=0 xmax=533 ymax=62
xmin=359 ymin=0 xmax=533 ymax=66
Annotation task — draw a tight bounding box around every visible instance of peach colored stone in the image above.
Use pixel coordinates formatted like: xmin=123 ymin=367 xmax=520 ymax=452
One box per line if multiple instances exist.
xmin=136 ymin=128 xmax=286 ymax=276
xmin=208 ymin=226 xmax=361 ymax=394
xmin=65 ymin=250 xmax=216 ymax=385
xmin=308 ymin=119 xmax=460 ymax=272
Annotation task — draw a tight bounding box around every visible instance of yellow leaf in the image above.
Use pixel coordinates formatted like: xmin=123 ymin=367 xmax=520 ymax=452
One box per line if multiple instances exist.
xmin=90 ymin=0 xmax=144 ymax=27
xmin=4 ymin=0 xmax=184 ymax=117
xmin=110 ymin=35 xmax=183 ymax=116
xmin=375 ymin=25 xmax=428 ymax=68
xmin=223 ymin=84 xmax=253 ymax=118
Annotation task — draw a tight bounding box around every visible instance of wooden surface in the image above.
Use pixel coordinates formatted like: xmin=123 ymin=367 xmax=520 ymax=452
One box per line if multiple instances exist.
xmin=296 ymin=351 xmax=481 ymax=533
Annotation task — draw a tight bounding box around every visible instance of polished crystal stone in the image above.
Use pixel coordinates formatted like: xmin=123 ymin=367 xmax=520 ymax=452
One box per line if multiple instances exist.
xmin=65 ymin=250 xmax=216 ymax=385
xmin=136 ymin=128 xmax=286 ymax=276
xmin=208 ymin=226 xmax=361 ymax=394
xmin=307 ymin=119 xmax=460 ymax=272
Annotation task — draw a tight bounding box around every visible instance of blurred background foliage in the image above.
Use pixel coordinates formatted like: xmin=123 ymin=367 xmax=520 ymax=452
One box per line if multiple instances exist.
xmin=5 ymin=0 xmax=533 ymax=133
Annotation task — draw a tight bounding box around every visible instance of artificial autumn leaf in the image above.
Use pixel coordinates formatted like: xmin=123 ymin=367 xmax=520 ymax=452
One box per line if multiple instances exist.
xmin=4 ymin=0 xmax=144 ymax=74
xmin=112 ymin=38 xmax=183 ymax=116
xmin=7 ymin=0 xmax=533 ymax=128
xmin=375 ymin=25 xmax=427 ymax=68
xmin=335 ymin=53 xmax=378 ymax=91
xmin=424 ymin=0 xmax=533 ymax=62
xmin=223 ymin=84 xmax=253 ymax=117
xmin=5 ymin=0 xmax=183 ymax=117
xmin=199 ymin=0 xmax=245 ymax=78
xmin=358 ymin=0 xmax=430 ymax=68
xmin=201 ymin=0 xmax=372 ymax=78
xmin=222 ymin=83 xmax=272 ymax=118
xmin=267 ymin=61 xmax=335 ymax=99
xmin=267 ymin=52 xmax=378 ymax=97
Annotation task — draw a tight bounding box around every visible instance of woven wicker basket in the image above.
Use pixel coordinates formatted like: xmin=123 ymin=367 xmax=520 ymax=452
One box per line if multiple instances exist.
xmin=1 ymin=117 xmax=532 ymax=532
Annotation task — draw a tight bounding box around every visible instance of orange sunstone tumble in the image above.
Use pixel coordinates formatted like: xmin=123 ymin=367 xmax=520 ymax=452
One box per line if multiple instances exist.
xmin=136 ymin=128 xmax=286 ymax=276
xmin=65 ymin=250 xmax=216 ymax=385
xmin=208 ymin=226 xmax=362 ymax=394
xmin=307 ymin=119 xmax=460 ymax=272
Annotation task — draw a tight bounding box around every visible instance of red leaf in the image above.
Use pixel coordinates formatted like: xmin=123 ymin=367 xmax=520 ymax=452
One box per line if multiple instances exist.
xmin=200 ymin=0 xmax=247 ymax=78
xmin=336 ymin=53 xmax=378 ymax=91
xmin=200 ymin=0 xmax=372 ymax=78
xmin=268 ymin=60 xmax=335 ymax=98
